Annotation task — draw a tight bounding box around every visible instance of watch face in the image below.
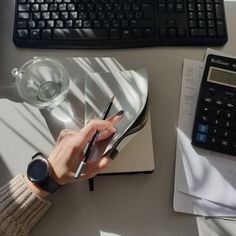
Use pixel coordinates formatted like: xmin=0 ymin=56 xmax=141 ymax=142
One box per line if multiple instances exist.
xmin=27 ymin=158 xmax=49 ymax=182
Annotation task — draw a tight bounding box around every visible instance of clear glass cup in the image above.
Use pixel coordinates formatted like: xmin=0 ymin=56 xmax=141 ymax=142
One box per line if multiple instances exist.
xmin=12 ymin=57 xmax=70 ymax=109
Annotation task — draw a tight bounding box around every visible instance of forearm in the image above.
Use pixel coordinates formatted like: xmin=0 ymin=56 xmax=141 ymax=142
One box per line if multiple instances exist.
xmin=0 ymin=175 xmax=51 ymax=236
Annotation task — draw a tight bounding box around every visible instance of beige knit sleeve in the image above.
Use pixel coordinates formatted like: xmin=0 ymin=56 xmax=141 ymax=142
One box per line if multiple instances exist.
xmin=0 ymin=175 xmax=51 ymax=236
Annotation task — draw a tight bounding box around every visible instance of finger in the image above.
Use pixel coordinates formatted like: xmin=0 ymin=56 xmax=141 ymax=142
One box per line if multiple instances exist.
xmin=57 ymin=129 xmax=71 ymax=143
xmin=97 ymin=111 xmax=124 ymax=141
xmin=106 ymin=110 xmax=124 ymax=125
xmin=97 ymin=127 xmax=116 ymax=141
xmin=75 ymin=120 xmax=116 ymax=150
xmin=80 ymin=156 xmax=112 ymax=180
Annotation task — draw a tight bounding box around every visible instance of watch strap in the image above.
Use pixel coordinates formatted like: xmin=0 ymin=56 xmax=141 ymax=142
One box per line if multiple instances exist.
xmin=37 ymin=174 xmax=62 ymax=193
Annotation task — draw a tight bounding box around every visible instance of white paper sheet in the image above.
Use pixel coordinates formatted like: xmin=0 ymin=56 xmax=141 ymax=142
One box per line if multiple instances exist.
xmin=174 ymin=57 xmax=236 ymax=216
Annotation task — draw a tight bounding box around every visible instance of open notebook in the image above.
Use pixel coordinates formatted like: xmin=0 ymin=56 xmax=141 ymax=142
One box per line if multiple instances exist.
xmin=0 ymin=57 xmax=155 ymax=175
xmin=85 ymin=69 xmax=149 ymax=161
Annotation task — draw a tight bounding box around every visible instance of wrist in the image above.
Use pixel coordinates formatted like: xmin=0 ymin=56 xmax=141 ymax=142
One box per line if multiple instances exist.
xmin=25 ymin=177 xmax=49 ymax=198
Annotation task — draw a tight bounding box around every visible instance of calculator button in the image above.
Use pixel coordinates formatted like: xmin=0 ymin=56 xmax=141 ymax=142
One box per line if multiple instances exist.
xmin=203 ymin=97 xmax=213 ymax=104
xmin=212 ymin=118 xmax=222 ymax=126
xmin=224 ymin=91 xmax=235 ymax=98
xmin=199 ymin=115 xmax=209 ymax=123
xmin=224 ymin=111 xmax=234 ymax=120
xmin=197 ymin=124 xmax=208 ymax=133
xmin=209 ymin=126 xmax=223 ymax=136
xmin=225 ymin=102 xmax=235 ymax=110
xmin=213 ymin=108 xmax=223 ymax=117
xmin=205 ymin=87 xmax=215 ymax=94
xmin=220 ymin=139 xmax=230 ymax=148
xmin=202 ymin=106 xmax=213 ymax=114
xmin=208 ymin=136 xmax=219 ymax=145
xmin=196 ymin=133 xmax=207 ymax=143
xmin=222 ymin=130 xmax=231 ymax=138
xmin=215 ymin=99 xmax=224 ymax=107
xmin=223 ymin=120 xmax=232 ymax=129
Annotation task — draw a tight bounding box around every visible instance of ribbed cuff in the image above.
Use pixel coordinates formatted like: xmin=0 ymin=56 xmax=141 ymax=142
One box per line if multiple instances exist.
xmin=0 ymin=174 xmax=51 ymax=236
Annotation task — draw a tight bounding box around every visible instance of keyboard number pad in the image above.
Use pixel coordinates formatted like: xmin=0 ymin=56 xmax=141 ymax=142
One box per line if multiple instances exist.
xmin=187 ymin=0 xmax=226 ymax=38
xmin=193 ymin=86 xmax=236 ymax=155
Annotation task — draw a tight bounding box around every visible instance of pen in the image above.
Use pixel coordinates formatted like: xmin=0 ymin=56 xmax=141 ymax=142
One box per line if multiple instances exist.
xmin=74 ymin=95 xmax=115 ymax=179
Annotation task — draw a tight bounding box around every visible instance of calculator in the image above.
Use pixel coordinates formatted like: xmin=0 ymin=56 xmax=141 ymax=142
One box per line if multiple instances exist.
xmin=192 ymin=54 xmax=236 ymax=156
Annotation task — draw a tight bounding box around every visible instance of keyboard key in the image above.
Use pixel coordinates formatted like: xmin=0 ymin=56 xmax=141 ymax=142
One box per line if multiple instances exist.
xmin=144 ymin=28 xmax=154 ymax=37
xmin=110 ymin=29 xmax=120 ymax=39
xmin=198 ymin=20 xmax=205 ymax=28
xmin=189 ymin=20 xmax=197 ymax=27
xmin=190 ymin=28 xmax=207 ymax=37
xmin=74 ymin=20 xmax=82 ymax=28
xmin=215 ymin=4 xmax=223 ymax=19
xmin=168 ymin=19 xmax=176 ymax=28
xmin=217 ymin=21 xmax=225 ymax=36
xmin=32 ymin=12 xmax=41 ymax=20
xmin=17 ymin=20 xmax=27 ymax=29
xmin=30 ymin=29 xmax=40 ymax=39
xmin=18 ymin=12 xmax=29 ymax=19
xmin=167 ymin=4 xmax=174 ymax=12
xmin=130 ymin=20 xmax=153 ymax=28
xmin=159 ymin=28 xmax=167 ymax=37
xmin=28 ymin=20 xmax=36 ymax=28
xmin=17 ymin=29 xmax=28 ymax=38
xmin=122 ymin=29 xmax=131 ymax=38
xmin=176 ymin=3 xmax=184 ymax=12
xmin=133 ymin=28 xmax=143 ymax=38
xmin=42 ymin=29 xmax=52 ymax=39
xmin=142 ymin=3 xmax=153 ymax=18
xmin=169 ymin=28 xmax=176 ymax=37
xmin=158 ymin=4 xmax=166 ymax=12
xmin=178 ymin=28 xmax=186 ymax=37
xmin=208 ymin=28 xmax=216 ymax=36
xmin=54 ymin=28 xmax=108 ymax=40
xmin=18 ymin=4 xmax=30 ymax=11
xmin=38 ymin=20 xmax=45 ymax=28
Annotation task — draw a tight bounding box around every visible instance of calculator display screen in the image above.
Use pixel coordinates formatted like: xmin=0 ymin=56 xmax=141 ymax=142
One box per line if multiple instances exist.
xmin=207 ymin=67 xmax=236 ymax=88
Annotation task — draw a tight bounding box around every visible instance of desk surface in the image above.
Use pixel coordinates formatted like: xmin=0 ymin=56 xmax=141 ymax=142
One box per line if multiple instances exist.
xmin=1 ymin=1 xmax=236 ymax=236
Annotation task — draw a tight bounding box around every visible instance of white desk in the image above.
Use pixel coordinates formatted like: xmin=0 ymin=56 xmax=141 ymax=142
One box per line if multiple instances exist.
xmin=1 ymin=1 xmax=236 ymax=235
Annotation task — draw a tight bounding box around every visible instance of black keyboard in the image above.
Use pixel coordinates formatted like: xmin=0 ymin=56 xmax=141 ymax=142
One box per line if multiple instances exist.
xmin=13 ymin=0 xmax=228 ymax=49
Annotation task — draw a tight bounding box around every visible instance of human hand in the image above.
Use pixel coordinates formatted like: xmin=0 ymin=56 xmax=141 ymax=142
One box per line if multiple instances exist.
xmin=49 ymin=112 xmax=124 ymax=185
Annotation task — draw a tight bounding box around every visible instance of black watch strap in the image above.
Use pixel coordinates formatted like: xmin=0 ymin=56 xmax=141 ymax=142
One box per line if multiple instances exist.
xmin=30 ymin=153 xmax=62 ymax=193
xmin=37 ymin=175 xmax=62 ymax=193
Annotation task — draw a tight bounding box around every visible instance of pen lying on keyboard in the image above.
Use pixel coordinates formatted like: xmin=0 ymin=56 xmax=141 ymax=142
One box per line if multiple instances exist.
xmin=74 ymin=95 xmax=115 ymax=179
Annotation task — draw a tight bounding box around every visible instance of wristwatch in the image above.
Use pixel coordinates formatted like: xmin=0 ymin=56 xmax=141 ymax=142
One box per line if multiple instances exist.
xmin=27 ymin=152 xmax=61 ymax=193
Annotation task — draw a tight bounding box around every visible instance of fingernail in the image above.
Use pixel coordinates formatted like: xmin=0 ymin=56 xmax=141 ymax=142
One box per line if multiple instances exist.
xmin=115 ymin=110 xmax=124 ymax=116
xmin=110 ymin=149 xmax=119 ymax=160
xmin=109 ymin=126 xmax=116 ymax=133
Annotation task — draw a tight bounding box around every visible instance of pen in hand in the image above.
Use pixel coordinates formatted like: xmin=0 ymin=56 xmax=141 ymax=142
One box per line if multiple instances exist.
xmin=74 ymin=95 xmax=115 ymax=179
